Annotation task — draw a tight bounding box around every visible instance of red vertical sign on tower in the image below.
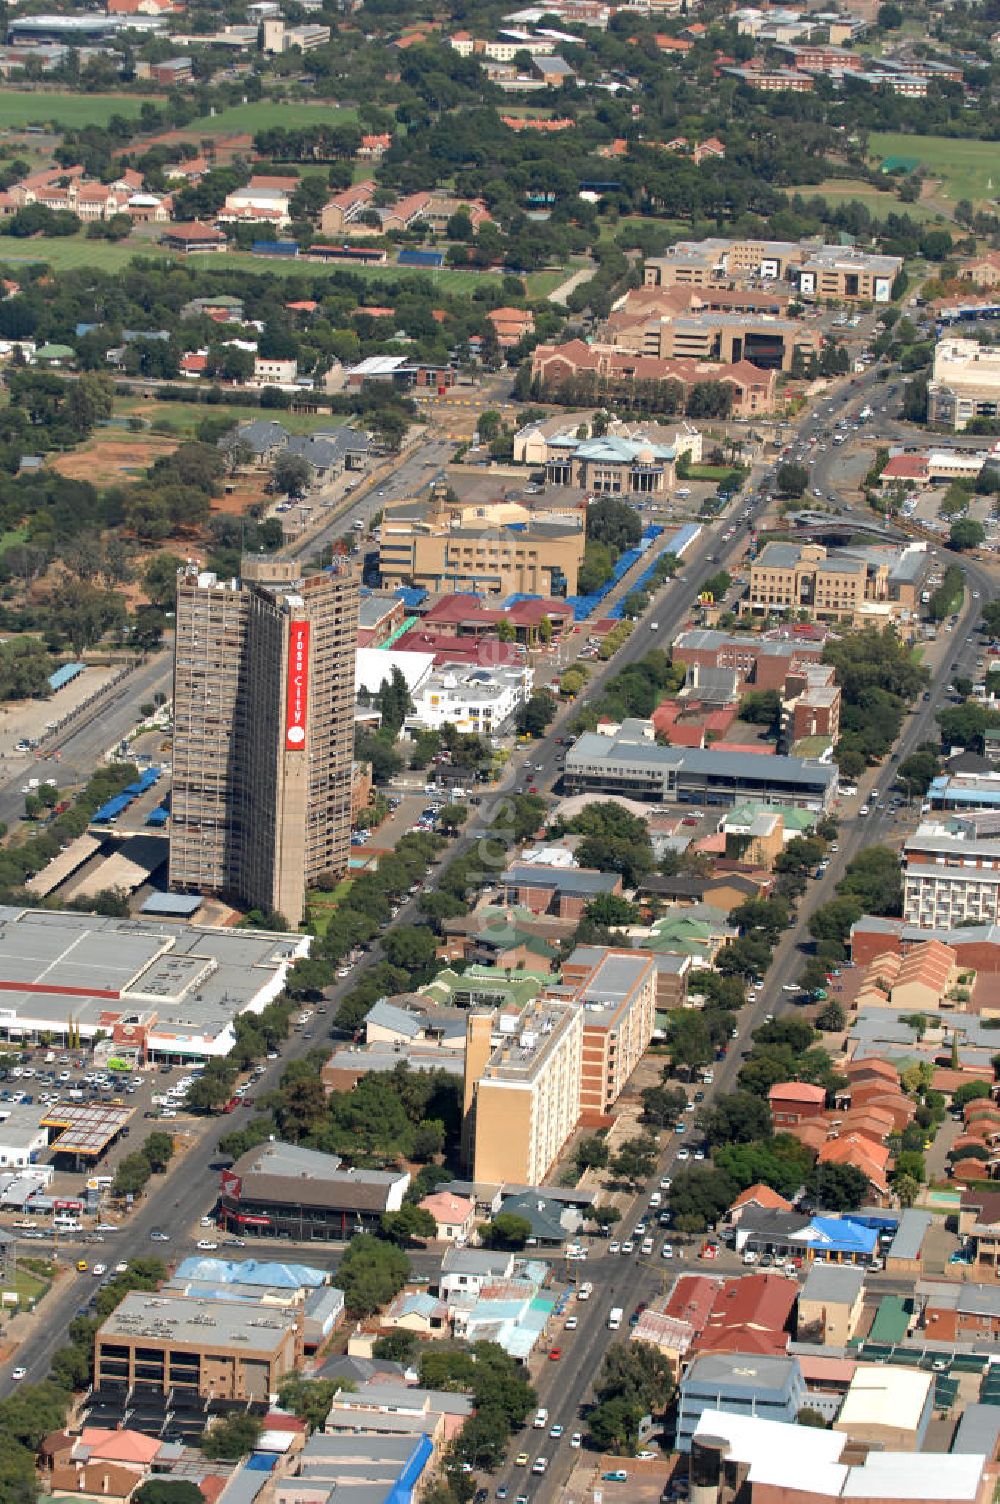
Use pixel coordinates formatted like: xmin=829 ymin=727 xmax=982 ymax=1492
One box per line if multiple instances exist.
xmin=285 ymin=620 xmax=310 ymax=750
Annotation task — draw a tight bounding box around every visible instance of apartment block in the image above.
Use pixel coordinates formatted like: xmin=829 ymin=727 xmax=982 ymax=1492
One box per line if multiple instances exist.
xmin=903 ymin=822 xmax=1000 ymax=930
xmin=463 ymin=999 xmax=583 ymax=1185
xmin=169 ymin=558 xmax=359 ymax=925
xmin=673 ymin=628 xmax=825 ymax=690
xmin=560 ymin=947 xmax=657 ymax=1116
xmin=94 ymin=1291 xmax=299 ymax=1401
xmin=929 ymin=339 xmax=1000 ymax=431
xmin=378 ymin=484 xmax=585 ymax=598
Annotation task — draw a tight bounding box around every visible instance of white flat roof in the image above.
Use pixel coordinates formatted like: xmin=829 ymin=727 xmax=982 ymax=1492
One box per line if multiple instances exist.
xmin=355 ymin=647 xmax=435 ymax=695
xmin=842 ymin=1453 xmax=986 ymax=1501
xmin=836 ymin=1363 xmax=931 ymax=1432
xmin=692 ymin=1409 xmax=846 ymax=1470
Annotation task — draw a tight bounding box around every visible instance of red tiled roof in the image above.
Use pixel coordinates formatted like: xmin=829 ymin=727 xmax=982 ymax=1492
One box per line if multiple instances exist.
xmin=770 ymin=1081 xmax=827 ymax=1105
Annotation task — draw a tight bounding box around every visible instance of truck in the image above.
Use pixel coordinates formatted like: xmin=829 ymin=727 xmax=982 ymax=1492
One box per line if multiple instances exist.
xmin=608 ymin=1306 xmax=624 ymax=1331
xmin=859 ymin=405 xmax=873 ymax=423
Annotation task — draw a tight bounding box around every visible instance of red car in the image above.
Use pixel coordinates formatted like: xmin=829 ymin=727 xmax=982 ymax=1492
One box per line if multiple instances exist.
xmin=548 ymin=1347 xmax=562 ymax=1361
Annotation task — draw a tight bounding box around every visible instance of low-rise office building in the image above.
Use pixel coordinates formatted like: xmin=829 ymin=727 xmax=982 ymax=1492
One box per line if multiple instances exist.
xmin=797 ymin=1263 xmax=866 ymax=1344
xmin=528 ymin=339 xmax=779 ymax=418
xmin=564 ymin=722 xmax=836 ymax=809
xmin=746 ymin=540 xmax=930 ymax=624
xmin=676 ymin=1353 xmax=806 ymax=1451
xmin=643 ymin=238 xmax=901 ymax=302
xmin=219 ymin=1142 xmax=409 ymax=1240
xmin=929 ymin=339 xmax=1000 ymax=431
xmin=94 ymin=1291 xmax=299 ymax=1401
xmin=834 ymin=1363 xmax=933 ymax=1452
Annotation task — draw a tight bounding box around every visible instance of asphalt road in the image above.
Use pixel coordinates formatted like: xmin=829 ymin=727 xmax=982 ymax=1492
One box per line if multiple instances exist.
xmin=0 ymin=652 xmax=173 ymax=830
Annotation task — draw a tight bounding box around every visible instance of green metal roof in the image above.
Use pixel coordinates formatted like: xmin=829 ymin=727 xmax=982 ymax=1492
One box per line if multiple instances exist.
xmin=868 ymin=1295 xmax=913 ymax=1345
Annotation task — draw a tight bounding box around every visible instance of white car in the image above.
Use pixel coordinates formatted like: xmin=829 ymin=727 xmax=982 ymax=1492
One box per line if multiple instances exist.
xmin=660 ymin=1177 xmax=672 ymax=1191
xmin=621 ymin=1240 xmax=635 ymax=1254
xmin=550 ymin=1425 xmax=564 ymax=1439
xmin=197 ymin=1240 xmax=218 ymax=1251
xmin=608 ymin=1241 xmax=621 ymax=1255
xmin=115 ymin=1261 xmax=128 ymax=1274
xmin=662 ymin=1244 xmax=674 ymax=1259
xmin=92 ymin=1263 xmax=107 ymax=1277
xmin=200 ymin=1216 xmax=214 ymax=1227
xmin=676 ymin=1147 xmax=690 ymax=1161
xmin=11 ymin=1367 xmax=26 ymax=1381
xmin=565 ymin=1316 xmax=578 ymax=1330
xmin=570 ymin=1433 xmax=583 ymax=1449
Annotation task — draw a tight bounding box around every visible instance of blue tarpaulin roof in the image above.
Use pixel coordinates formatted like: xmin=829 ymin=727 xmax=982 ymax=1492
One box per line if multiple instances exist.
xmin=566 ymin=524 xmax=663 ymax=621
xmin=395 ymin=586 xmax=428 ymax=610
xmin=93 ymin=793 xmax=131 ymax=821
xmin=48 ymin=661 xmax=85 ymax=692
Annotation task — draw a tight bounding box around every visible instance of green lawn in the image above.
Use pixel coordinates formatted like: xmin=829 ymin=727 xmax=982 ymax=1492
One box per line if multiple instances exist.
xmin=131 ymin=400 xmax=350 ymax=439
xmin=0 ymin=234 xmax=499 ymax=289
xmin=190 ymin=101 xmax=359 ymax=136
xmin=525 ymin=268 xmax=572 ymax=299
xmin=0 ymin=525 xmax=27 ymax=549
xmin=188 ymin=250 xmax=499 ymax=288
xmin=0 ymin=92 xmax=151 ymax=129
xmin=12 ymin=1264 xmax=50 ymax=1309
xmin=870 ymin=132 xmax=1000 ymax=205
xmin=0 ymin=236 xmax=170 ymax=273
xmin=307 ymin=879 xmax=354 ymax=937
xmin=784 ymin=179 xmax=944 ymax=223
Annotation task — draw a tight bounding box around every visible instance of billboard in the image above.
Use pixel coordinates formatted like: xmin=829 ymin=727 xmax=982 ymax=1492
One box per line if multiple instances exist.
xmin=285 ymin=620 xmax=310 ymax=751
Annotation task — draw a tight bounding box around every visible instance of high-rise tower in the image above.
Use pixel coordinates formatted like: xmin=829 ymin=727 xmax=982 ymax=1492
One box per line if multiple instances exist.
xmin=169 ymin=556 xmax=359 ymax=924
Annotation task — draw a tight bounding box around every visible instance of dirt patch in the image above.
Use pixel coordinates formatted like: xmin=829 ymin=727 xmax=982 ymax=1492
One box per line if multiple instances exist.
xmin=210 ymin=476 xmax=270 ymax=516
xmin=49 ymin=433 xmax=179 ymax=486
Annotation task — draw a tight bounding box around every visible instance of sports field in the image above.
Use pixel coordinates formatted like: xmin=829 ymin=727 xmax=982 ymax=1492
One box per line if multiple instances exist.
xmin=870 ymin=133 xmax=1000 ymax=205
xmin=0 ymin=234 xmax=500 ymax=288
xmin=191 ymin=101 xmax=359 ymax=135
xmin=187 ymin=250 xmax=498 ymax=288
xmin=121 ymin=401 xmax=349 ymax=439
xmin=0 ymin=92 xmax=150 ymax=129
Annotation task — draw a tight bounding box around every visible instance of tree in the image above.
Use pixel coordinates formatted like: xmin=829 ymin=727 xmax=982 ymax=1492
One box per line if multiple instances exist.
xmin=641 ymin=1084 xmax=688 ymax=1127
xmin=893 ymin=1172 xmax=919 ymax=1208
xmin=481 ymin=1213 xmax=533 ymax=1250
xmin=816 ymin=1000 xmax=847 ymax=1032
xmin=201 ymin=1414 xmax=264 ymax=1461
xmin=336 ymin=1233 xmax=410 ymax=1316
xmin=380 ymin=1205 xmax=437 ymax=1245
xmin=275 ymin=1377 xmax=342 ymax=1433
xmin=953 ymin=1080 xmax=991 ymax=1110
xmin=609 ymin=1135 xmax=659 ymax=1188
xmin=588 ymin=495 xmax=642 ymax=553
xmin=135 ymin=1484 xmax=206 ymax=1504
xmin=588 ymin=1396 xmax=645 ymax=1454
xmin=739 ymin=689 xmax=781 ymax=727
xmin=575 ymin=1135 xmax=610 ymax=1173
xmin=797 ymin=1408 xmax=829 ymax=1428
xmin=806 ymin=1162 xmax=868 ymax=1211
xmin=517 ymin=691 xmax=557 ymax=738
xmin=776 ymin=461 xmax=809 ymax=497
xmin=949 ymin=519 xmax=985 ymax=552
xmin=141 ymin=1131 xmax=174 ymax=1174
xmin=273 ymin=452 xmax=312 ymax=498
xmin=668 ymin=1011 xmax=712 ymax=1074
xmin=585 ymin=893 xmax=639 ymax=928
xmin=143 ymin=552 xmax=182 ymax=610
xmin=113 ymin=1151 xmax=151 ymax=1197
xmin=701 ymin=1091 xmax=773 ymax=1147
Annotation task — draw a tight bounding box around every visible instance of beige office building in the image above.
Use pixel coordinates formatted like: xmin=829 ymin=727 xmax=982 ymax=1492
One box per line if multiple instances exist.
xmin=170 ymin=557 xmax=359 ymax=925
xmin=94 ymin=1291 xmax=299 ymax=1401
xmin=464 ymin=1000 xmax=583 ymax=1185
xmin=379 ymin=485 xmax=585 ymax=598
xmin=928 ymin=338 xmax=1000 ymax=431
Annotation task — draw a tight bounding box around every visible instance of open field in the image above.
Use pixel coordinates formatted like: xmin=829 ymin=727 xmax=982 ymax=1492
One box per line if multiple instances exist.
xmin=0 ymin=234 xmax=501 ymax=289
xmin=187 ymin=250 xmax=500 ymax=288
xmin=122 ymin=400 xmax=352 ymax=439
xmin=190 ymin=100 xmax=359 ymax=135
xmin=784 ymin=178 xmax=945 ymax=223
xmin=0 ymin=92 xmax=150 ymax=129
xmin=525 ymin=268 xmax=573 ymax=299
xmin=870 ymin=133 xmax=1000 ymax=206
xmin=48 ymin=432 xmax=179 ymax=486
xmin=0 ymin=237 xmax=170 ymax=274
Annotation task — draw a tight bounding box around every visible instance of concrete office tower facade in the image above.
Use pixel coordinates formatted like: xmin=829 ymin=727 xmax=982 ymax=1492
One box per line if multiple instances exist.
xmin=169 ymin=556 xmax=359 ymax=925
